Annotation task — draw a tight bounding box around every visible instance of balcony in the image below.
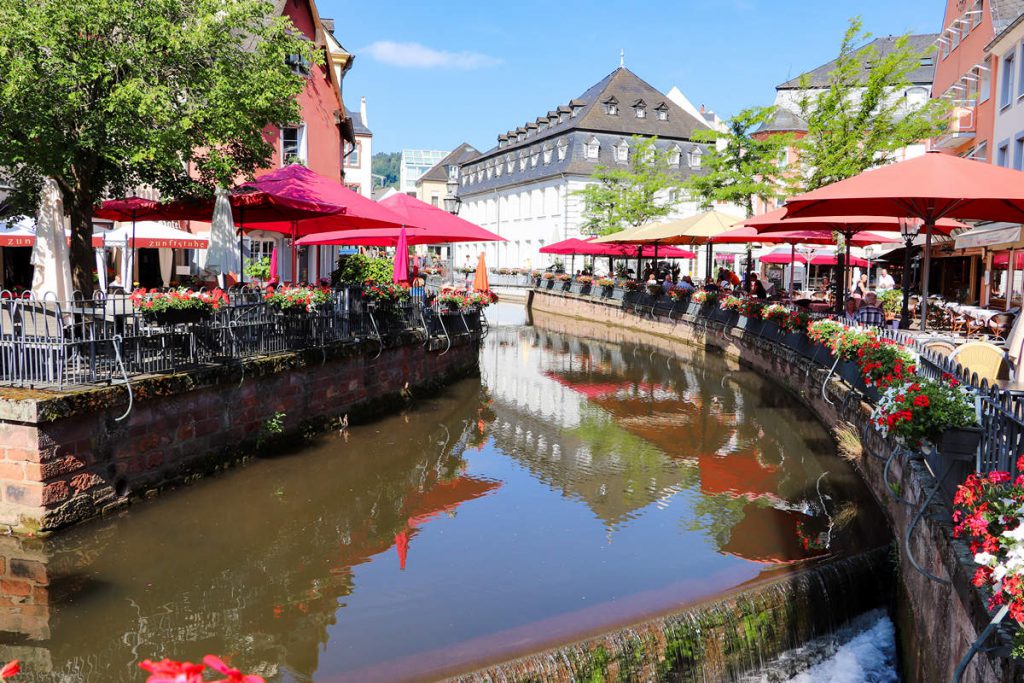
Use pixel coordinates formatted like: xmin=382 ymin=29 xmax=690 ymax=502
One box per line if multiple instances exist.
xmin=932 ymin=105 xmax=977 ymax=149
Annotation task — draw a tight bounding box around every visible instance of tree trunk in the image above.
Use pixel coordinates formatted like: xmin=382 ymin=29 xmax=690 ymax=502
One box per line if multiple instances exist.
xmin=66 ymin=187 xmax=96 ymax=295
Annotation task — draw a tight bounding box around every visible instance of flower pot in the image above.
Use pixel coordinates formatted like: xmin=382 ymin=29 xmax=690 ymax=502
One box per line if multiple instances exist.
xmin=760 ymin=320 xmax=783 ymax=343
xmin=560 ymin=280 xmax=572 ymax=291
xmin=600 ymin=285 xmax=614 ymax=298
xmin=939 ymin=426 xmax=983 ymax=461
xmin=611 ymin=288 xmax=626 ymax=301
xmin=580 ymin=284 xmax=592 ymax=296
xmin=144 ymin=308 xmax=211 ymax=325
xmin=544 ymin=279 xmax=555 ymax=290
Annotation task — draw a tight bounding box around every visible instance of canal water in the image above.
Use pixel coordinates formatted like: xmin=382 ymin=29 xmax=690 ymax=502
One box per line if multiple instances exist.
xmin=0 ymin=304 xmax=893 ymax=681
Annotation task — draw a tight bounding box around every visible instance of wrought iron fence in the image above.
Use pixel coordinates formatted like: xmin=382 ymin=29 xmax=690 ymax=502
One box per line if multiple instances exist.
xmin=0 ymin=286 xmax=479 ymax=390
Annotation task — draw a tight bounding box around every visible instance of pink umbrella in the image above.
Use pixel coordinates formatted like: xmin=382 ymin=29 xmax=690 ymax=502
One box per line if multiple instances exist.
xmin=269 ymin=245 xmax=279 ymax=284
xmin=393 ymin=227 xmax=410 ymax=285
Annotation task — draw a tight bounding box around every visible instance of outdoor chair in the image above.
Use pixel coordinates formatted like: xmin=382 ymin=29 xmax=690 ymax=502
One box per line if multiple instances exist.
xmin=949 ymin=341 xmax=1012 ymax=387
xmin=922 ymin=339 xmax=957 ymax=359
xmin=989 ymin=312 xmax=1017 ymax=342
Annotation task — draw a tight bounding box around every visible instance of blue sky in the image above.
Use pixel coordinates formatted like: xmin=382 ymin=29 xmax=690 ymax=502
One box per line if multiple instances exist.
xmin=319 ymin=0 xmax=941 ymax=156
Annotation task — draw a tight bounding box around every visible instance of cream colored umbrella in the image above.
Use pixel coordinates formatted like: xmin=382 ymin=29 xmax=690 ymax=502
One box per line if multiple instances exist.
xmin=30 ymin=177 xmax=73 ymax=301
xmin=593 ymin=210 xmax=743 ymax=279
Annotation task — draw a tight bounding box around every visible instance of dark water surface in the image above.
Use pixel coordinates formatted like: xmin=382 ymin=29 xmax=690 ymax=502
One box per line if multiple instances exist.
xmin=0 ymin=304 xmax=889 ymax=682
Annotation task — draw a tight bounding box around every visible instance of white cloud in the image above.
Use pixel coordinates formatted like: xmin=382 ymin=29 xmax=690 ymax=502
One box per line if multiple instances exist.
xmin=361 ymin=41 xmax=502 ymax=70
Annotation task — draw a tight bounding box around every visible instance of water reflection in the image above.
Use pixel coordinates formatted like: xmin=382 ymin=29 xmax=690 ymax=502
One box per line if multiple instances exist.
xmin=0 ymin=306 xmax=887 ymax=682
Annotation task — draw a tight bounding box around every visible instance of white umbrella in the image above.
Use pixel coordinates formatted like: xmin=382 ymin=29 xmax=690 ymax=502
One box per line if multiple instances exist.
xmin=30 ymin=178 xmax=73 ymax=301
xmin=202 ymin=187 xmax=239 ymax=288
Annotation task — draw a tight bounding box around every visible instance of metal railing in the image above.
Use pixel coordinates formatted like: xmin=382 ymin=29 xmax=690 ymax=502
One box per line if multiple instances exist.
xmin=0 ymin=286 xmax=479 ymax=390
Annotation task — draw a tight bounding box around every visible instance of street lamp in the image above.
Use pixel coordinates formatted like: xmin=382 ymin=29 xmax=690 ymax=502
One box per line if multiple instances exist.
xmin=864 ymin=245 xmax=875 ymax=288
xmin=899 ymin=218 xmax=921 ymax=330
xmin=443 ymin=165 xmax=461 ymax=216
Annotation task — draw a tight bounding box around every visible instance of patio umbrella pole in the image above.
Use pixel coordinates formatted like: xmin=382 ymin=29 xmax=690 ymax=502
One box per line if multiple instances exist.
xmin=238 ymin=205 xmax=245 ymax=286
xmin=706 ymin=242 xmax=713 ymax=280
xmin=901 ymin=235 xmax=914 ymax=330
xmin=131 ymin=209 xmax=137 ymax=289
xmin=654 ymin=244 xmax=659 ymax=275
xmin=921 ymin=221 xmax=934 ymax=331
xmin=636 ymin=247 xmax=641 ymax=281
xmin=790 ymin=243 xmax=796 ymax=294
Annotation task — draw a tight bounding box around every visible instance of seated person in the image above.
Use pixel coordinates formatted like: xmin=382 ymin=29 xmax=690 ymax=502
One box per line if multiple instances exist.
xmin=855 ymin=292 xmax=886 ymax=328
xmin=661 ymin=274 xmax=675 ymax=293
xmin=677 ymin=276 xmax=696 ymax=293
xmin=743 ymin=273 xmax=768 ymax=300
xmin=843 ymin=296 xmax=860 ymax=321
xmin=703 ymin=277 xmax=720 ymax=293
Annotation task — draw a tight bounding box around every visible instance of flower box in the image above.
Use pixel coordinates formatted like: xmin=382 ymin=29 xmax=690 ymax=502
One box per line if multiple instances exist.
xmin=144 ymin=308 xmax=210 ymax=326
xmin=737 ymin=315 xmax=763 ymax=336
xmin=580 ymin=284 xmax=592 ymax=296
xmin=599 ymin=285 xmax=614 ymax=299
xmin=561 ymin=280 xmax=572 ymax=292
xmin=544 ymin=279 xmax=555 ymax=290
xmin=783 ymin=331 xmax=809 ymax=355
xmin=836 ymin=359 xmax=862 ymax=388
xmin=760 ymin=320 xmax=784 ymax=343
xmin=939 ymin=425 xmax=983 ymax=461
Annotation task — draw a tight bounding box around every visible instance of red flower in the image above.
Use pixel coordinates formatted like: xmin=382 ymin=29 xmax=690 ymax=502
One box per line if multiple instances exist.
xmin=973 ymin=565 xmax=993 ymax=587
xmin=0 ymin=660 xmax=19 ymax=679
xmin=912 ymin=395 xmax=930 ymax=408
xmin=203 ymin=655 xmax=265 ymax=683
xmin=139 ymin=659 xmax=205 ymax=683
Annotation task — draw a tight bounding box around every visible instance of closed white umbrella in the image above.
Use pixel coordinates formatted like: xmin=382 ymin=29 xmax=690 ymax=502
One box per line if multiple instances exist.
xmin=30 ymin=178 xmax=73 ymax=301
xmin=202 ymin=187 xmax=239 ymax=288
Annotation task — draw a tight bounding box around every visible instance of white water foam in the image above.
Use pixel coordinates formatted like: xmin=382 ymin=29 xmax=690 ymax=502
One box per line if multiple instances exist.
xmin=741 ymin=610 xmax=899 ymax=683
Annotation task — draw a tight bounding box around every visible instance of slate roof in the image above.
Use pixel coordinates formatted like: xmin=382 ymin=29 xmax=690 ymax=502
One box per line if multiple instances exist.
xmin=480 ymin=67 xmax=709 ymax=159
xmin=345 ymin=102 xmax=371 ymax=137
xmin=417 ymin=143 xmax=480 ymax=184
xmin=776 ymin=34 xmax=939 ymax=89
xmin=755 ymin=107 xmax=808 ymax=134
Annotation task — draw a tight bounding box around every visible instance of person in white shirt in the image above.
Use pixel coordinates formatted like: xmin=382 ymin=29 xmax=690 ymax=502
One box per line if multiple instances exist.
xmin=877 ymin=268 xmax=896 ymax=291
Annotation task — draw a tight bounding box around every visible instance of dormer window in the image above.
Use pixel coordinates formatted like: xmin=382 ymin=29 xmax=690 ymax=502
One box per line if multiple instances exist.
xmin=585 ymin=136 xmax=600 ymax=160
xmin=506 ymin=154 xmax=514 ymax=173
xmin=496 ymin=162 xmax=504 ymax=177
xmin=633 ymin=99 xmax=646 ymax=118
xmin=543 ymin=143 xmax=553 ymax=165
xmin=668 ymin=144 xmax=682 ymax=167
xmin=498 ymin=139 xmax=506 ymax=149
xmin=688 ymin=147 xmax=703 ymax=169
xmin=530 ymin=148 xmax=540 ymax=167
xmin=614 ymin=139 xmax=629 ymax=163
xmin=557 ymin=138 xmax=568 ymax=161
xmin=603 ymin=96 xmax=619 ymax=116
xmin=486 ymin=164 xmax=493 ymax=179
xmin=560 ymin=112 xmax=569 ymax=123
xmin=571 ymin=105 xmax=583 ymax=118
xmin=655 ymin=102 xmax=669 ymax=121
xmin=519 ymin=151 xmax=527 ymax=171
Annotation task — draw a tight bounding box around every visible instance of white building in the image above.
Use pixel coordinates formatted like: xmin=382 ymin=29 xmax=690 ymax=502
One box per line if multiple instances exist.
xmin=453 ymin=66 xmax=714 ymax=271
xmin=399 ymin=150 xmax=449 ymax=194
xmin=343 ymin=98 xmax=373 ymax=197
xmin=991 ymin=13 xmax=1024 ymax=168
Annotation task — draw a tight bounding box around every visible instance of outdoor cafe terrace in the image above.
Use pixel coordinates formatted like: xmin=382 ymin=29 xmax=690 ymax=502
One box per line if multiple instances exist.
xmin=0 ymin=284 xmax=483 ymax=391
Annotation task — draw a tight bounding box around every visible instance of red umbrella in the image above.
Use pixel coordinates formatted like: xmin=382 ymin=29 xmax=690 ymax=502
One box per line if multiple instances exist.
xmin=379 ymin=193 xmax=504 ymax=239
xmin=782 ymin=152 xmax=1024 ymax=326
xmin=760 ymin=247 xmax=868 ymax=267
xmin=539 ymin=238 xmax=596 ymax=255
xmin=746 ymin=206 xmax=967 ymax=312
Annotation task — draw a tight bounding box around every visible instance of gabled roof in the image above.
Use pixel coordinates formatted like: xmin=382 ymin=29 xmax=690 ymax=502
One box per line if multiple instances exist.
xmin=478 ymin=67 xmax=708 ymax=161
xmin=776 ymin=34 xmax=939 ymax=89
xmin=345 ymin=102 xmax=371 ymax=136
xmin=417 ymin=142 xmax=480 ymax=184
xmin=755 ymin=107 xmax=808 ymax=134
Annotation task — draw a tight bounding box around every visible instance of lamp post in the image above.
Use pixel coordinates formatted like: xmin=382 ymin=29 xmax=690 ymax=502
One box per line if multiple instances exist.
xmin=443 ymin=169 xmax=461 ymax=284
xmin=864 ymin=245 xmax=875 ymax=288
xmin=899 ymin=218 xmax=921 ymax=330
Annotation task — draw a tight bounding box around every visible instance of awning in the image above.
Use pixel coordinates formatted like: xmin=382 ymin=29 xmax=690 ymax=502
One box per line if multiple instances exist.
xmin=102 ymin=222 xmax=209 ymax=249
xmin=953 ymin=224 xmax=1024 ymax=250
xmin=0 ymin=218 xmax=35 ymax=247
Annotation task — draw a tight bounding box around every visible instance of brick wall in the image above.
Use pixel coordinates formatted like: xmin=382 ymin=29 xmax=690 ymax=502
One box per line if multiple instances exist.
xmin=0 ymin=336 xmax=480 ymax=534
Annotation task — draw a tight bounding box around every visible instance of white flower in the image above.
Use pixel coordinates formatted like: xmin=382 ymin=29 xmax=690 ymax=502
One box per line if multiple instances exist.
xmin=975 ymin=552 xmax=997 ymax=566
xmin=1003 ymin=526 xmax=1024 ymax=543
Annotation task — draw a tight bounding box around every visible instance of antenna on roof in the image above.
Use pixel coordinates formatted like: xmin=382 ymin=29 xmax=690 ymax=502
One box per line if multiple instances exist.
xmin=620 ymin=49 xmax=625 ymax=68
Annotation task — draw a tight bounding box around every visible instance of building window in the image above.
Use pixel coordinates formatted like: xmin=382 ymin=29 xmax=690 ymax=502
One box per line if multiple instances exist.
xmin=281 ymin=125 xmax=306 ymax=166
xmin=519 ymin=152 xmax=527 ymax=171
xmin=655 ymin=103 xmax=669 ymax=121
xmin=1019 ymin=42 xmax=1024 ymax=98
xmin=998 ymin=141 xmax=1010 ymax=167
xmin=506 ymin=154 xmax=514 ymax=173
xmin=344 ymin=140 xmax=360 ymax=168
xmin=668 ymin=145 xmax=681 ymax=167
xmin=496 ymin=162 xmax=503 ymax=177
xmin=284 ymin=53 xmax=310 ymax=76
xmin=603 ymin=97 xmax=619 ymax=116
xmin=976 ymin=140 xmax=989 ymax=162
xmin=982 ymin=57 xmax=993 ymax=101
xmin=557 ymin=139 xmax=568 ymax=161
xmin=633 ymin=100 xmax=646 ymax=118
xmin=431 ymin=194 xmax=440 ymax=207
xmin=559 ymin=112 xmax=568 ymax=123
xmin=542 ymin=145 xmax=553 ymax=165
xmin=585 ymin=137 xmax=600 ymax=160
xmin=942 ymin=37 xmax=950 ymax=60
xmin=689 ymin=148 xmax=703 ymax=169
xmin=614 ymin=140 xmax=629 ymax=163
xmin=905 ymin=86 xmax=929 ymax=107
xmin=1003 ymin=51 xmax=1016 ymax=109
xmin=1015 ymin=133 xmax=1024 ymax=171
xmin=951 ymin=23 xmax=960 ymax=50
xmin=571 ymin=105 xmax=583 ymax=118
xmin=530 ymin=149 xmax=540 ymax=167
xmin=971 ymin=0 xmax=983 ymax=29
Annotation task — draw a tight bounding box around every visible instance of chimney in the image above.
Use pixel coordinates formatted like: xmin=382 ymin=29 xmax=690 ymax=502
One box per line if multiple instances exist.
xmin=360 ymin=96 xmax=368 ymax=130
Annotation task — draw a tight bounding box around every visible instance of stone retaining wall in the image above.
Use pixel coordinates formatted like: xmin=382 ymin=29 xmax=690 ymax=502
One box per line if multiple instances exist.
xmin=524 ymin=290 xmax=1019 ymax=683
xmin=0 ymin=331 xmax=480 ymax=534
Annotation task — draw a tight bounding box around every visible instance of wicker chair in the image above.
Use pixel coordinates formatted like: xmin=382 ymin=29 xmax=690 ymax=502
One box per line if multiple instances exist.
xmin=949 ymin=341 xmax=1012 ymax=387
xmin=989 ymin=312 xmax=1017 ymax=342
xmin=922 ymin=339 xmax=957 ymax=359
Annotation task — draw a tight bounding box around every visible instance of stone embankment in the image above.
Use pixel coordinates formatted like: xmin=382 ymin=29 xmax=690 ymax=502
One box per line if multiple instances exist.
xmin=0 ymin=328 xmax=480 ymax=534
xmin=468 ymin=289 xmax=1019 ymax=683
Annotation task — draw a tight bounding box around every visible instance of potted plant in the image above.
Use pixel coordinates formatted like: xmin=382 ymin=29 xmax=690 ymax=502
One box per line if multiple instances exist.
xmin=244 ymin=256 xmax=272 ymax=286
xmin=782 ymin=310 xmax=812 ymax=355
xmin=646 ymin=281 xmax=662 ymax=297
xmin=806 ymin=320 xmax=846 ymax=366
xmin=557 ymin=273 xmax=573 ymax=291
xmin=131 ymin=288 xmax=229 ymax=325
xmin=265 ymin=285 xmax=336 ymax=314
xmin=576 ymin=275 xmax=593 ymax=295
xmin=827 ymin=326 xmax=873 ymax=389
xmin=596 ymin=276 xmax=615 ymax=298
xmin=736 ymin=298 xmax=764 ymax=334
xmin=542 ymin=272 xmax=556 ymax=289
xmin=953 ymin=458 xmax=1024 ymax=657
xmin=761 ymin=304 xmax=790 ymax=342
xmin=691 ymin=290 xmax=716 ymax=316
xmin=879 ymin=288 xmax=902 ymax=324
xmin=872 ymin=375 xmax=978 ymax=453
xmin=436 ymin=289 xmax=469 ymax=312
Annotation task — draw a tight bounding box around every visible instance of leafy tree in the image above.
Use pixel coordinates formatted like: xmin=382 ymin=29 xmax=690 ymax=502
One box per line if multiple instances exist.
xmin=683 ymin=107 xmax=792 ymax=218
xmin=576 ymin=136 xmax=684 ymax=236
xmin=0 ymin=0 xmax=318 ymax=292
xmin=371 ymin=152 xmax=401 ymax=189
xmin=793 ymin=17 xmax=947 ymax=192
